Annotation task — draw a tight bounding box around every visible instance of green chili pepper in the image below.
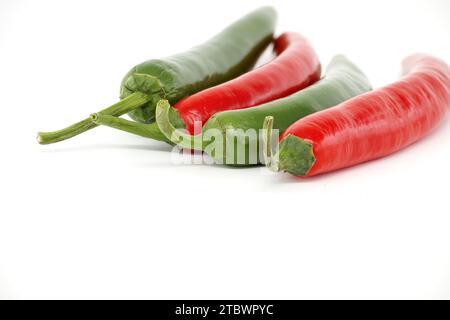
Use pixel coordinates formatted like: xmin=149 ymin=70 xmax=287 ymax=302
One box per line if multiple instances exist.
xmin=155 ymin=55 xmax=372 ymax=165
xmin=37 ymin=7 xmax=276 ymax=144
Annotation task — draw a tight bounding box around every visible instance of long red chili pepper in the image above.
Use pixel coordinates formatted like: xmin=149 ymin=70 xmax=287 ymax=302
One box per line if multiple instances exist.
xmin=264 ymin=54 xmax=450 ymax=177
xmin=175 ymin=32 xmax=321 ymax=134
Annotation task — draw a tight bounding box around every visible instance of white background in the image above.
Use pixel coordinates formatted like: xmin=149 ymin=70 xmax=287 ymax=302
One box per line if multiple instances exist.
xmin=1 ymin=0 xmax=450 ymax=299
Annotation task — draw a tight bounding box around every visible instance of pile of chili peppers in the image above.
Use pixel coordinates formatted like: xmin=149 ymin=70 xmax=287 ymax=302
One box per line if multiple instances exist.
xmin=38 ymin=7 xmax=450 ymax=178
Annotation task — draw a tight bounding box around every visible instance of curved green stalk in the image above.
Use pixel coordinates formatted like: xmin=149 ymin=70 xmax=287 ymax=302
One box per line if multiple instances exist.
xmin=155 ymin=100 xmax=203 ymax=150
xmin=262 ymin=116 xmax=279 ymax=171
xmin=37 ymin=92 xmax=150 ymax=144
xmin=90 ymin=113 xmax=170 ymax=143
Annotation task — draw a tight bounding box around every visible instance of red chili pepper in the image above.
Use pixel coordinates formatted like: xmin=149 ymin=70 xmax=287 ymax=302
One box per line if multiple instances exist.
xmin=264 ymin=54 xmax=450 ymax=177
xmin=175 ymin=32 xmax=321 ymax=134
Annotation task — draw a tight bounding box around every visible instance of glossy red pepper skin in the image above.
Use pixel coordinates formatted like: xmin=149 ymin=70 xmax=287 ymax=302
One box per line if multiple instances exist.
xmin=278 ymin=54 xmax=450 ymax=177
xmin=176 ymin=32 xmax=321 ymax=134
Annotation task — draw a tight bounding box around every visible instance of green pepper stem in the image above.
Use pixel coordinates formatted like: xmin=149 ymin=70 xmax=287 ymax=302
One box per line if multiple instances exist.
xmin=37 ymin=92 xmax=151 ymax=144
xmin=90 ymin=113 xmax=170 ymax=143
xmin=262 ymin=116 xmax=279 ymax=171
xmin=155 ymin=99 xmax=203 ymax=150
